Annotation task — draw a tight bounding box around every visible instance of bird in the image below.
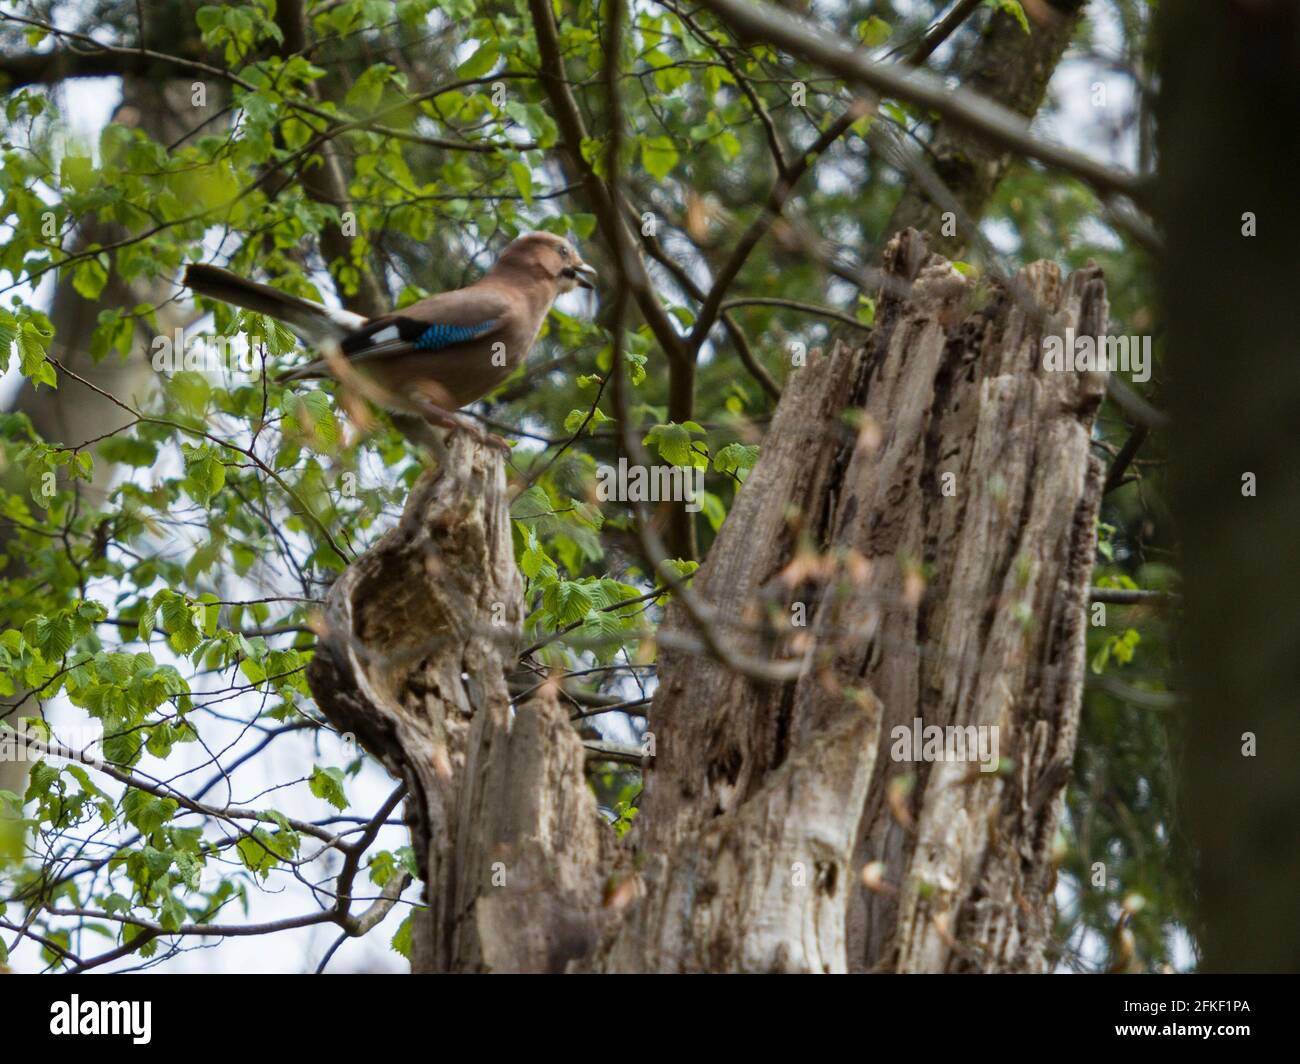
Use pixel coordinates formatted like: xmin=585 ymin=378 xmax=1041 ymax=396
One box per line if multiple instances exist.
xmin=182 ymin=232 xmax=597 ymax=449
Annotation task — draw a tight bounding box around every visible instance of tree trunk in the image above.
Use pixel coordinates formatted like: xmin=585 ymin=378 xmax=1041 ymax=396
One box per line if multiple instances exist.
xmin=1156 ymin=0 xmax=1300 ymax=973
xmin=306 ymin=231 xmax=1109 ymax=972
xmin=306 ymin=438 xmax=612 ymax=972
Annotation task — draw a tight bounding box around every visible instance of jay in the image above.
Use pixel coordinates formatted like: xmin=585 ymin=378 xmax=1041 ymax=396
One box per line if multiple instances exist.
xmin=183 ymin=232 xmax=596 ymax=448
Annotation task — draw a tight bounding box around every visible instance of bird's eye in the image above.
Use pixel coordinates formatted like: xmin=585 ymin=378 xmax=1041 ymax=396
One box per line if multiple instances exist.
xmin=559 ymin=246 xmax=570 ymax=259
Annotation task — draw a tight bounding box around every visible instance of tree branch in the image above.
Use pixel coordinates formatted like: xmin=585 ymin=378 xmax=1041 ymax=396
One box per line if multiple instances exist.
xmin=1088 ymin=586 xmax=1177 ymax=606
xmin=528 ymin=0 xmax=699 ymax=558
xmin=689 ymin=107 xmax=860 ymax=350
xmin=695 ymin=0 xmax=1145 ymax=203
xmin=908 ymin=0 xmax=984 ymax=67
xmin=721 ymin=296 xmax=874 ymax=333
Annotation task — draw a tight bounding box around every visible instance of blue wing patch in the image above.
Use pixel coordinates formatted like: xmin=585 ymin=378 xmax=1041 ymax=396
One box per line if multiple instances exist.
xmin=414 ymin=319 xmax=498 ymax=351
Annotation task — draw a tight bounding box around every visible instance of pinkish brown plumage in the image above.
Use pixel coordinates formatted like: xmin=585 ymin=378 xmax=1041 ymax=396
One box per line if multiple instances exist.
xmin=183 ymin=232 xmax=596 ymax=447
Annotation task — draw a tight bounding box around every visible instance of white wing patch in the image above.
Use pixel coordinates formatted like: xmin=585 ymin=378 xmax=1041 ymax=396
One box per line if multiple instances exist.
xmin=325 ymin=306 xmax=370 ymax=332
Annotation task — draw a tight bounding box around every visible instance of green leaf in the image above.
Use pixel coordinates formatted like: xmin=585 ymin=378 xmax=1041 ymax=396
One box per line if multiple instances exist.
xmin=640 ymin=136 xmax=679 ymax=181
xmin=713 ymin=442 xmax=759 ymax=481
xmin=856 ymin=16 xmax=893 ymax=47
xmin=625 ymin=350 xmax=646 ymax=386
xmin=265 ymin=317 xmax=297 ymax=357
xmin=988 ymin=0 xmax=1031 ymax=34
xmin=72 ymin=258 xmax=108 ymax=300
xmin=286 ymin=391 xmax=339 ymax=449
xmin=563 ymin=406 xmax=609 ymax=435
xmin=122 ymin=789 xmax=178 ymax=835
xmin=157 ymin=590 xmax=203 ymax=656
xmin=715 ymin=131 xmax=741 ymax=160
xmin=173 ymin=850 xmax=202 ymax=890
xmin=520 ymin=529 xmax=558 ymax=582
xmin=0 ymin=308 xmax=16 ymax=374
xmin=236 ymin=829 xmax=289 ymax=879
xmin=643 ymin=422 xmax=708 ymax=470
xmin=510 ymin=161 xmax=533 ymax=204
xmin=181 ymin=444 xmax=227 ymax=505
xmin=1113 ymin=628 xmax=1141 ymax=665
xmin=309 ymin=766 xmax=349 ymax=811
xmin=98 ymin=436 xmax=157 ymax=467
xmin=392 ymin=911 xmax=415 ymax=958
xmin=137 ymin=598 xmax=159 ymax=643
xmin=457 ymin=40 xmax=499 ymax=79
xmin=659 ymin=558 xmax=699 ymax=585
xmin=881 ymin=100 xmax=908 ymax=126
xmin=60 ymin=155 xmax=94 ymax=193
xmin=545 ymin=580 xmax=595 ymax=625
xmin=199 ymin=594 xmax=220 ymax=637
xmin=344 ymin=64 xmax=396 ymax=113
xmin=18 ymin=322 xmax=56 ymax=389
xmin=25 ymin=614 xmax=74 ymax=661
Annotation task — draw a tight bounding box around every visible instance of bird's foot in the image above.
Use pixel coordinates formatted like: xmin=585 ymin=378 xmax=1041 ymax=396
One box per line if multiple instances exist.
xmin=456 ymin=420 xmax=511 ymax=452
xmin=406 ymin=397 xmax=512 ymax=454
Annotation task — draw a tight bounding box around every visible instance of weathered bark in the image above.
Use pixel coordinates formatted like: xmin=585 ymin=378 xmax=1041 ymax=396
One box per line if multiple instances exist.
xmin=612 ymin=230 xmax=1108 ymax=972
xmin=306 ymin=435 xmax=610 ymax=971
xmin=307 ymin=231 xmax=1109 ymax=972
xmin=1157 ymin=0 xmax=1300 ymax=973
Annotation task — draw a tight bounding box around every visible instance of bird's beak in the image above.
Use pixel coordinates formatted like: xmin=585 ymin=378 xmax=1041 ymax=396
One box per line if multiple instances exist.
xmin=573 ymin=262 xmax=597 ymax=290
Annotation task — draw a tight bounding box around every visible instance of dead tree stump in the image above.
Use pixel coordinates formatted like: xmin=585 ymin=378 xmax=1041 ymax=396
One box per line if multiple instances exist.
xmin=306 ymin=230 xmax=1109 ymax=973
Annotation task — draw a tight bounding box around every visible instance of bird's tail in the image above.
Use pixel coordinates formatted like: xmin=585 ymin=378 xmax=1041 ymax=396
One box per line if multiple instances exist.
xmin=183 ymin=264 xmax=367 ymax=347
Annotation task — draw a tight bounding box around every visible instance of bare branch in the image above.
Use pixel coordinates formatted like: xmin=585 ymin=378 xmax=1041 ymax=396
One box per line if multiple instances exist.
xmin=601 ymin=0 xmax=808 ymax=685
xmin=695 ymin=0 xmax=1147 ymax=202
xmin=1088 ymin=587 xmax=1177 ymax=606
xmin=908 ymin=0 xmax=984 ymax=67
xmin=1104 ymin=425 xmax=1150 ymax=493
xmin=689 ymin=107 xmax=861 ymax=350
xmin=721 ymin=296 xmax=874 ymax=333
